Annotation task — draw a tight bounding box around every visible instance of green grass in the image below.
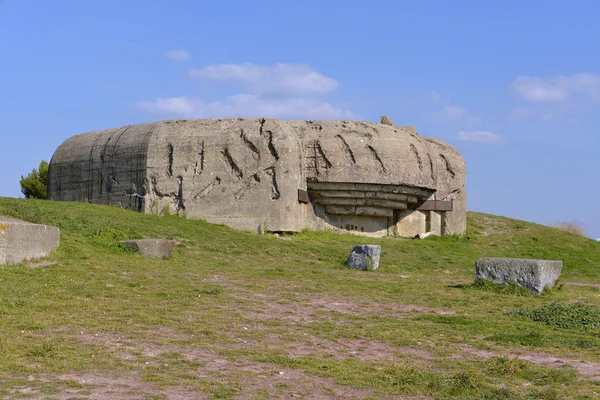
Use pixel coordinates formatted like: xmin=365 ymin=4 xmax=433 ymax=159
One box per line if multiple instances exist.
xmin=512 ymin=302 xmax=600 ymax=329
xmin=1 ymin=197 xmax=600 ymax=399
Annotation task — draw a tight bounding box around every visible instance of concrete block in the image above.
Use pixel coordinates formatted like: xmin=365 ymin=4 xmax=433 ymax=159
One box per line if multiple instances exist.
xmin=345 ymin=245 xmax=381 ymax=271
xmin=0 ymin=216 xmax=60 ymax=265
xmin=120 ymin=239 xmax=172 ymax=258
xmin=476 ymin=258 xmax=562 ymax=296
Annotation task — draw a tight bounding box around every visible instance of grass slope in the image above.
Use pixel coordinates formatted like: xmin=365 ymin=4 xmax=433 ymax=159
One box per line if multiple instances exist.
xmin=0 ymin=197 xmax=600 ymax=399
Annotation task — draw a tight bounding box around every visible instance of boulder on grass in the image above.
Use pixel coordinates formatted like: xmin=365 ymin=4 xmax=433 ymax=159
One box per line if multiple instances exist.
xmin=0 ymin=216 xmax=60 ymax=265
xmin=345 ymin=245 xmax=381 ymax=271
xmin=120 ymin=239 xmax=172 ymax=258
xmin=476 ymin=258 xmax=562 ymax=295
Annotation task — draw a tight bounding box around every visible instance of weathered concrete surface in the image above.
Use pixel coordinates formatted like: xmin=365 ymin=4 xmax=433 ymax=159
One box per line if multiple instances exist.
xmin=144 ymin=119 xmax=306 ymax=233
xmin=0 ymin=216 xmax=60 ymax=265
xmin=476 ymin=258 xmax=563 ymax=295
xmin=345 ymin=245 xmax=381 ymax=271
xmin=120 ymin=239 xmax=172 ymax=258
xmin=47 ymin=125 xmax=152 ymax=212
xmin=290 ymin=120 xmax=438 ymax=189
xmin=423 ymin=137 xmax=467 ymax=235
xmin=49 ymin=117 xmax=467 ymax=237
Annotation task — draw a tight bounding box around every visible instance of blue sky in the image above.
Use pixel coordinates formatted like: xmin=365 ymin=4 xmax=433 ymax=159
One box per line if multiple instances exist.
xmin=1 ymin=0 xmax=599 ymax=238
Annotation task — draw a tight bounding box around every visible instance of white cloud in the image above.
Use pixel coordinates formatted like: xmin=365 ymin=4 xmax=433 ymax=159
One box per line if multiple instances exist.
xmin=512 ymin=73 xmax=600 ymax=102
xmin=189 ymin=63 xmax=340 ymax=95
xmin=165 ymin=50 xmax=190 ymax=62
xmin=427 ymin=105 xmax=481 ymax=126
xmin=136 ymin=94 xmax=357 ymax=120
xmin=457 ymin=131 xmax=506 ymax=145
xmin=138 ymin=62 xmax=354 ymax=119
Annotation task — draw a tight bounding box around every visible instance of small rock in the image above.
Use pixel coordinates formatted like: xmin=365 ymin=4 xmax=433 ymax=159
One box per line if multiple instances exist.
xmin=345 ymin=245 xmax=381 ymax=271
xmin=380 ymin=116 xmax=394 ymax=126
xmin=27 ymin=375 xmax=34 ymax=382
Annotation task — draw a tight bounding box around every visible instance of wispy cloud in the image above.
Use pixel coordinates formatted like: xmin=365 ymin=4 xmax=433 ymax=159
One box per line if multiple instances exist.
xmin=165 ymin=50 xmax=190 ymax=62
xmin=189 ymin=63 xmax=340 ymax=95
xmin=137 ymin=62 xmax=353 ymax=120
xmin=136 ymin=94 xmax=356 ymax=120
xmin=512 ymin=73 xmax=600 ymax=102
xmin=426 ymin=105 xmax=481 ymax=126
xmin=457 ymin=131 xmax=506 ymax=145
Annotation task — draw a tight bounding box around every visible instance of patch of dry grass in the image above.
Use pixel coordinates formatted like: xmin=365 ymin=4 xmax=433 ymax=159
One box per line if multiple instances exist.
xmin=551 ymin=220 xmax=586 ymax=236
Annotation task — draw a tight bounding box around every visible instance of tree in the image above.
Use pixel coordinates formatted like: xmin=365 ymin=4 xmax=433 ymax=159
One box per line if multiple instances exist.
xmin=20 ymin=160 xmax=49 ymax=199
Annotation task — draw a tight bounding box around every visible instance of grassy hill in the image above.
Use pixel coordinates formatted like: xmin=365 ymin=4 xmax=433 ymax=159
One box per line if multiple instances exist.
xmin=0 ymin=197 xmax=599 ymax=399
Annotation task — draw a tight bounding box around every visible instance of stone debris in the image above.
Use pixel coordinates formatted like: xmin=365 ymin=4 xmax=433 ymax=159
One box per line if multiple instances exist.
xmin=273 ymin=233 xmax=292 ymax=241
xmin=414 ymin=231 xmax=435 ymax=239
xmin=476 ymin=258 xmax=562 ymax=296
xmin=345 ymin=245 xmax=381 ymax=271
xmin=0 ymin=216 xmax=60 ymax=265
xmin=380 ymin=115 xmax=394 ymax=126
xmin=120 ymin=239 xmax=172 ymax=258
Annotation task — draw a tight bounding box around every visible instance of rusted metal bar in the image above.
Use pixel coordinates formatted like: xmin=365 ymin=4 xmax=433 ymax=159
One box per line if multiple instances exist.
xmin=298 ymin=189 xmax=310 ymax=204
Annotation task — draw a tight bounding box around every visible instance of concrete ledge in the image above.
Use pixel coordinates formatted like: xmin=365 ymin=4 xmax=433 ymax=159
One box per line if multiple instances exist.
xmin=476 ymin=258 xmax=562 ymax=296
xmin=0 ymin=216 xmax=60 ymax=265
xmin=120 ymin=239 xmax=172 ymax=258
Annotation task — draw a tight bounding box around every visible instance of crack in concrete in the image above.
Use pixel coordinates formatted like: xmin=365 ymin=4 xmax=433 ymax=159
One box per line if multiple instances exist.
xmin=267 ymin=131 xmax=280 ymax=161
xmin=306 ymin=140 xmax=333 ymax=177
xmin=264 ymin=167 xmax=280 ymax=200
xmin=439 ymin=154 xmax=455 ymax=178
xmin=427 ymin=153 xmax=435 ymax=181
xmin=176 ymin=176 xmax=185 ymax=210
xmin=221 ymin=147 xmax=243 ymax=179
xmin=167 ymin=143 xmax=174 ymax=177
xmin=410 ymin=144 xmax=423 ymax=171
xmin=193 ymin=140 xmax=205 ymax=176
xmin=191 ymin=177 xmax=221 ymax=202
xmin=336 ymin=135 xmax=356 ymax=164
xmin=367 ymin=145 xmax=387 ymax=173
xmin=240 ymin=128 xmax=260 ymax=160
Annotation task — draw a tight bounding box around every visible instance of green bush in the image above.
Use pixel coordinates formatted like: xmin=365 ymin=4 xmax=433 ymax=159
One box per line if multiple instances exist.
xmin=20 ymin=160 xmax=49 ymax=199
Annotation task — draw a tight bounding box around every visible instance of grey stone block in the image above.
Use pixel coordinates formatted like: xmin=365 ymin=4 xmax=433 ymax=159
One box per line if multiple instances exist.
xmin=120 ymin=239 xmax=172 ymax=258
xmin=345 ymin=245 xmax=381 ymax=271
xmin=476 ymin=258 xmax=562 ymax=296
xmin=0 ymin=216 xmax=60 ymax=265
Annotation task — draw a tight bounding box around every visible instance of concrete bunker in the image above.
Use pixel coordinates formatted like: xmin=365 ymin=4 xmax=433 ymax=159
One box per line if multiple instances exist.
xmin=48 ymin=117 xmax=466 ymax=237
